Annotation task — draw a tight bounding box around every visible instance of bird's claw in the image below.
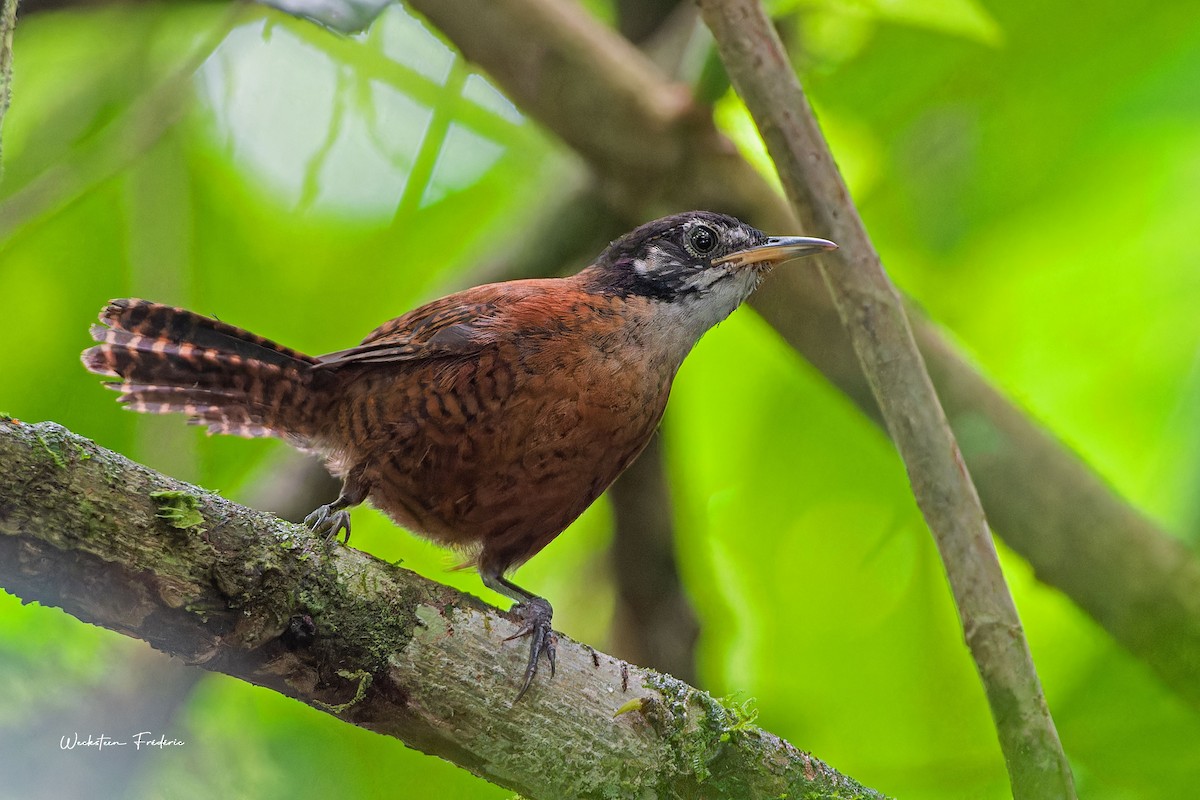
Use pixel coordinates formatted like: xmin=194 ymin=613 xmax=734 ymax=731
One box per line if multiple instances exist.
xmin=506 ymin=596 xmax=556 ymax=702
xmin=304 ymin=503 xmax=351 ymax=543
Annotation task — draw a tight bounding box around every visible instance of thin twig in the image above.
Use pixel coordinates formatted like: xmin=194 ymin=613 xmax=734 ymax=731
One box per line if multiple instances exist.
xmin=695 ymin=1 xmax=1076 ymax=797
xmin=0 ymin=0 xmax=19 ymax=174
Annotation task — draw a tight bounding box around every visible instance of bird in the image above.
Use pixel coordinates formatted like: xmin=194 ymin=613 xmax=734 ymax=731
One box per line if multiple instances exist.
xmin=82 ymin=210 xmax=836 ymax=700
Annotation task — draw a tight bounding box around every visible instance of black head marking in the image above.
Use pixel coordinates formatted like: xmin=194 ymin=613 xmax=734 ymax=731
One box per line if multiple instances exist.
xmin=586 ymin=211 xmax=768 ymax=301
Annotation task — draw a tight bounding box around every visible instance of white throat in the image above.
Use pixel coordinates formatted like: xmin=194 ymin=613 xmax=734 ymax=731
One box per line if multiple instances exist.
xmin=641 ymin=267 xmax=763 ymax=367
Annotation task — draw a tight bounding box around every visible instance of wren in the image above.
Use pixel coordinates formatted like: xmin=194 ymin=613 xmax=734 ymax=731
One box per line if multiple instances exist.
xmin=82 ymin=211 xmax=835 ymax=699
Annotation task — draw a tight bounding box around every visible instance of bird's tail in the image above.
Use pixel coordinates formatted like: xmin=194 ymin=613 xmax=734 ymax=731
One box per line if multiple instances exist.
xmin=82 ymin=298 xmax=328 ymax=444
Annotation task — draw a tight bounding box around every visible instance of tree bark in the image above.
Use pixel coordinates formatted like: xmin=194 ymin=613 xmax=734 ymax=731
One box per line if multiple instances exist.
xmin=0 ymin=417 xmax=888 ymax=800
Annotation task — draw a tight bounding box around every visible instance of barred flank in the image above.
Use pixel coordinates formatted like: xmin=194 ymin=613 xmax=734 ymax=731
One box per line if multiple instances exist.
xmin=82 ymin=298 xmax=326 ymax=443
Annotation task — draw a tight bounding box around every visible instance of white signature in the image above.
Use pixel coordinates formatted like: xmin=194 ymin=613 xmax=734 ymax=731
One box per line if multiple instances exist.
xmin=59 ymin=732 xmax=185 ymax=751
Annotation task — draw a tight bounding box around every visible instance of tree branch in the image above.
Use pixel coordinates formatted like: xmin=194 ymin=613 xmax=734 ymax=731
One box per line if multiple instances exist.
xmin=0 ymin=0 xmax=17 ymax=172
xmin=696 ymin=2 xmax=1074 ymax=796
xmin=405 ymin=0 xmax=1200 ymax=712
xmin=610 ymin=434 xmax=699 ymax=683
xmin=0 ymin=418 xmax=888 ymax=800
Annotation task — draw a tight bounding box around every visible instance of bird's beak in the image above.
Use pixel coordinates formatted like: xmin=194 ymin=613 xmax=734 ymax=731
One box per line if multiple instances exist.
xmin=716 ymin=235 xmax=838 ymax=268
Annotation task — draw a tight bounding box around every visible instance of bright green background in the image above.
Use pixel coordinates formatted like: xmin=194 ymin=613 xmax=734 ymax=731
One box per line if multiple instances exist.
xmin=2 ymin=1 xmax=1199 ymax=797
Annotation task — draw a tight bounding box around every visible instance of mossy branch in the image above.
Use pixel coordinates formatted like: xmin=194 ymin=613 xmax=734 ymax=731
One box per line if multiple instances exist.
xmin=0 ymin=418 xmax=889 ymax=800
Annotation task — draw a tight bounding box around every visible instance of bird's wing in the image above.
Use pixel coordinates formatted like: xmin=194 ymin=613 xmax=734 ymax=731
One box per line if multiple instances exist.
xmin=314 ymin=281 xmax=552 ymax=368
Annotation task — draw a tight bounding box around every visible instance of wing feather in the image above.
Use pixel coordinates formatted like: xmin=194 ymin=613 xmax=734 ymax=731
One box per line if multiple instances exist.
xmin=315 ymin=280 xmax=559 ymax=368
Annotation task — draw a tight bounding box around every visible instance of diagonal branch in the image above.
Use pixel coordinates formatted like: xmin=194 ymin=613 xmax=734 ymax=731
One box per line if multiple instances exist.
xmin=404 ymin=0 xmax=1200 ymax=713
xmin=0 ymin=418 xmax=889 ymax=800
xmin=696 ymin=1 xmax=1074 ymax=796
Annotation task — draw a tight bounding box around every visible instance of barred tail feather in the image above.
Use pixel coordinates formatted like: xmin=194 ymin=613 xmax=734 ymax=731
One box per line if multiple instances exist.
xmin=82 ymin=298 xmax=327 ymax=443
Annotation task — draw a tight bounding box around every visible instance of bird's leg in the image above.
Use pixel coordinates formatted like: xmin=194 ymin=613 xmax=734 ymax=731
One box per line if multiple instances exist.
xmin=304 ymin=475 xmax=367 ymax=543
xmin=482 ymin=571 xmax=557 ymax=702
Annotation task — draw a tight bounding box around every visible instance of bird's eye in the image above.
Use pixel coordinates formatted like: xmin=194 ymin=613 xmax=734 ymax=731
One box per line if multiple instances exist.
xmin=688 ymin=225 xmax=718 ymax=255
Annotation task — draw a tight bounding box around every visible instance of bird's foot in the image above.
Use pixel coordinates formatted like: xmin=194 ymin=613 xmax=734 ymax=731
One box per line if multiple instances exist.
xmin=506 ymin=596 xmax=557 ymax=702
xmin=304 ymin=503 xmax=351 ymax=543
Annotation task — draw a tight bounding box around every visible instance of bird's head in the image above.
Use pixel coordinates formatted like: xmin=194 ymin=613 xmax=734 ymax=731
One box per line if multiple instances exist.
xmin=585 ymin=211 xmax=836 ymax=339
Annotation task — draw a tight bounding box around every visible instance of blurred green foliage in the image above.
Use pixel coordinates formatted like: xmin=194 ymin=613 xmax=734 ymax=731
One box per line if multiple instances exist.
xmin=2 ymin=1 xmax=1199 ymax=798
